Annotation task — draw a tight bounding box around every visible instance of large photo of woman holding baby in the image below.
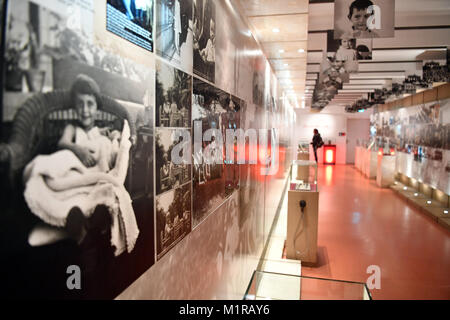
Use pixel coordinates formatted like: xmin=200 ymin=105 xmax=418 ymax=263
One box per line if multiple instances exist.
xmin=0 ymin=0 xmax=155 ymax=299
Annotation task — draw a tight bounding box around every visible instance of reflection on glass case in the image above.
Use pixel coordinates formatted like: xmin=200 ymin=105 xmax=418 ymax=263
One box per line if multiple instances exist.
xmin=290 ymin=160 xmax=318 ymax=191
xmin=297 ymin=140 xmax=310 ymax=161
xmin=298 ymin=140 xmax=310 ymax=152
xmin=244 ymin=271 xmax=372 ymax=300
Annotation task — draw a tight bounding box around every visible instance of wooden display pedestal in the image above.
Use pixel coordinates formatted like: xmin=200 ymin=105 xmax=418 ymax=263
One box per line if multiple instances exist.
xmin=286 ymin=188 xmax=319 ymax=265
xmin=296 ymin=152 xmax=310 ymax=180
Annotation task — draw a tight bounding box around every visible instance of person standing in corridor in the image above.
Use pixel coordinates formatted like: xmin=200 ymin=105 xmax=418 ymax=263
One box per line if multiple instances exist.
xmin=311 ymin=128 xmax=324 ymax=162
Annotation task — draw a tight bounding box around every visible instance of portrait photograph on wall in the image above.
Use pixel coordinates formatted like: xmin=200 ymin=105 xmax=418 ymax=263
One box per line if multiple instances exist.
xmin=192 ymin=78 xmax=226 ymax=227
xmin=155 ymin=181 xmax=191 ymax=260
xmin=0 ymin=0 xmax=156 ymax=299
xmin=193 ymin=0 xmax=215 ymax=83
xmin=334 ymin=0 xmax=395 ymax=39
xmin=326 ymin=30 xmax=359 ymax=72
xmin=106 ymin=0 xmax=154 ymax=52
xmin=155 ymin=0 xmax=192 ymax=72
xmin=155 ymin=59 xmax=192 ymax=128
xmin=155 ymin=127 xmax=192 ymax=195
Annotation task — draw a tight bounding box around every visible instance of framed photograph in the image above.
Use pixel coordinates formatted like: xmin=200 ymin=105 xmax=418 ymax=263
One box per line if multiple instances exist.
xmin=192 ymin=78 xmax=226 ymax=227
xmin=106 ymin=0 xmax=154 ymax=52
xmin=1 ymin=0 xmax=155 ymax=299
xmin=155 ymin=127 xmax=192 ymax=195
xmin=156 ymin=182 xmax=191 ymax=260
xmin=155 ymin=0 xmax=193 ymax=72
xmin=193 ymin=0 xmax=215 ymax=83
xmin=334 ymin=0 xmax=395 ymax=39
xmin=155 ymin=59 xmax=192 ymax=128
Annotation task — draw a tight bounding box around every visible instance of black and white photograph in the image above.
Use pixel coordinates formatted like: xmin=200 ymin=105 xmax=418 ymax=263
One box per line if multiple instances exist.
xmin=223 ymin=95 xmax=241 ymax=197
xmin=192 ymin=78 xmax=226 ymax=227
xmin=155 ymin=128 xmax=192 ymax=195
xmin=423 ymin=61 xmax=450 ymax=84
xmin=334 ymin=0 xmax=395 ymax=39
xmin=356 ymin=38 xmax=373 ymax=60
xmin=193 ymin=0 xmax=215 ymax=83
xmin=326 ymin=30 xmax=359 ymax=73
xmin=106 ymin=0 xmax=154 ymax=52
xmin=156 ymin=182 xmax=191 ymax=260
xmin=155 ymin=59 xmax=192 ymax=128
xmin=252 ymin=55 xmax=265 ymax=106
xmin=1 ymin=0 xmax=155 ymax=299
xmin=155 ymin=0 xmax=193 ymax=72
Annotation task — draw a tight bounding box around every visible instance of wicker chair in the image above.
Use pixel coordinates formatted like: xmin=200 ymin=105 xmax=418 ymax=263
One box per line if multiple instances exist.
xmin=0 ymin=90 xmax=137 ymax=182
xmin=0 ymin=90 xmax=138 ymax=246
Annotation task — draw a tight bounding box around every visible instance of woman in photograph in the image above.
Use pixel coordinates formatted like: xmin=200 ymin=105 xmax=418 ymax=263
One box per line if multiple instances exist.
xmin=200 ymin=19 xmax=215 ymax=64
xmin=174 ymin=0 xmax=182 ymax=55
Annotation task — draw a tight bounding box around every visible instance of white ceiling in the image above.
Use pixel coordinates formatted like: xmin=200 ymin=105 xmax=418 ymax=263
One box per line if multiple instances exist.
xmin=232 ymin=0 xmax=450 ymax=115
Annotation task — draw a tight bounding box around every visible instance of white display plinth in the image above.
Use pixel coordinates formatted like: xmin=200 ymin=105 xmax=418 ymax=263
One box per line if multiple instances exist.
xmin=377 ymin=154 xmax=396 ymax=188
xmin=364 ymin=150 xmax=378 ymax=179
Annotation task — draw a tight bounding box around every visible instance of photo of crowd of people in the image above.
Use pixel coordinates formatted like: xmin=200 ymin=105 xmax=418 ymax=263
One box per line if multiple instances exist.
xmin=156 ymin=59 xmax=192 ymax=128
xmin=192 ymin=78 xmax=241 ymax=227
xmin=155 ymin=0 xmax=192 ymax=70
xmin=423 ymin=61 xmax=450 ymax=84
xmin=1 ymin=0 xmax=156 ymax=299
xmin=155 ymin=128 xmax=192 ymax=195
xmin=156 ymin=182 xmax=191 ymax=260
xmin=374 ymin=101 xmax=450 ymax=156
xmin=193 ymin=0 xmax=215 ymax=83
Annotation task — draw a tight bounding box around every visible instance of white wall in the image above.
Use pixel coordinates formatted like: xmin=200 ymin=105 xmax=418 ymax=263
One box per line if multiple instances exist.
xmin=294 ymin=110 xmax=348 ymax=164
xmin=346 ymin=119 xmax=370 ymax=164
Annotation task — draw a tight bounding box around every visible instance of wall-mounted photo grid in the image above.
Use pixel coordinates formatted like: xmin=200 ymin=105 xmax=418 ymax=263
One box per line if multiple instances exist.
xmin=371 ymin=100 xmax=450 ymax=194
xmin=1 ymin=0 xmax=155 ymax=299
xmin=192 ymin=78 xmax=241 ymax=228
xmin=193 ymin=0 xmax=215 ymax=83
xmin=155 ymin=59 xmax=193 ymax=260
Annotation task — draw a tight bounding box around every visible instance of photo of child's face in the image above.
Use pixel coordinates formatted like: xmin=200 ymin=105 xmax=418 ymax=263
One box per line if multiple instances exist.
xmin=76 ymin=93 xmax=97 ymax=129
xmin=341 ymin=39 xmax=350 ymax=48
xmin=350 ymin=8 xmax=371 ymax=31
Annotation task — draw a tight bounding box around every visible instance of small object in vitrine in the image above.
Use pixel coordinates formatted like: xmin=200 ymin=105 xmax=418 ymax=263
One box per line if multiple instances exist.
xmin=295 ymin=183 xmax=311 ymax=191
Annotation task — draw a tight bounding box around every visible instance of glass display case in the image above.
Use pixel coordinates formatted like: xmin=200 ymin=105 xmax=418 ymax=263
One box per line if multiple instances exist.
xmin=287 ymin=161 xmax=319 ymax=263
xmin=291 ymin=160 xmax=318 ymax=188
xmin=244 ymin=271 xmax=372 ymax=300
xmin=297 ymin=140 xmax=310 ymax=161
xmin=298 ymin=140 xmax=310 ymax=152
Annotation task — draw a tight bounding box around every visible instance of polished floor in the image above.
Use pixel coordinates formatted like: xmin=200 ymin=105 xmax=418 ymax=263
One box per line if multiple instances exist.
xmin=300 ymin=165 xmax=450 ymax=300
